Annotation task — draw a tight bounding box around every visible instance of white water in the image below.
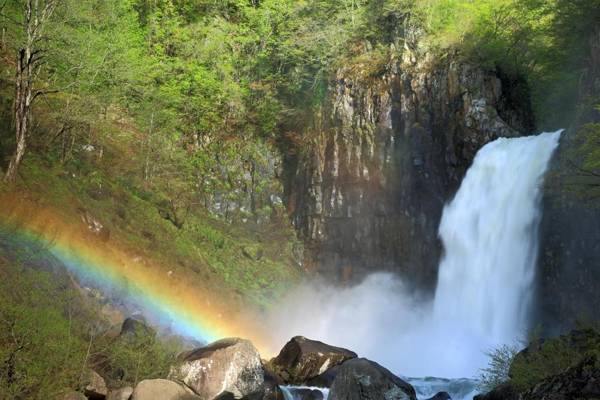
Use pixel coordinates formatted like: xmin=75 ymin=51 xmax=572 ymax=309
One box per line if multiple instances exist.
xmin=265 ymin=131 xmax=562 ymax=384
xmin=431 ymin=130 xmax=562 ymax=372
xmin=280 ymin=386 xmax=330 ymax=400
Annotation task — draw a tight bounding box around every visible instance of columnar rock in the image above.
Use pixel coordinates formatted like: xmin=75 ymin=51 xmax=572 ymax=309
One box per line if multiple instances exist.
xmin=282 ymin=31 xmax=532 ymax=284
xmin=131 ymin=379 xmax=200 ymax=400
xmin=169 ymin=338 xmax=265 ymax=400
xmin=329 ymin=358 xmax=417 ymax=400
xmin=84 ymin=370 xmax=108 ymax=400
xmin=269 ymin=336 xmax=357 ymax=384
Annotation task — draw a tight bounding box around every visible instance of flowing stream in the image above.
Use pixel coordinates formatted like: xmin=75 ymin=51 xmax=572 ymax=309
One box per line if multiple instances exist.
xmin=267 ymin=131 xmax=562 ymax=398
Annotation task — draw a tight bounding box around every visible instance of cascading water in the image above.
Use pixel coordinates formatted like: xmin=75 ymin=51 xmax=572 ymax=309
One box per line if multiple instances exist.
xmin=266 ymin=131 xmax=562 ymax=391
xmin=430 ymin=130 xmax=562 ymax=374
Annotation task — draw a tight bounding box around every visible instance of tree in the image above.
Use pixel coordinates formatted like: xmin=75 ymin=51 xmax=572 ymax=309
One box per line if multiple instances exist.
xmin=3 ymin=0 xmax=59 ymax=183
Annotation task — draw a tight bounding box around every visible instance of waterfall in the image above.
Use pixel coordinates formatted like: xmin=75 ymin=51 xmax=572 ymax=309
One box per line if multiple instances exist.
xmin=265 ymin=131 xmax=562 ymax=382
xmin=432 ymin=130 xmax=562 ymax=360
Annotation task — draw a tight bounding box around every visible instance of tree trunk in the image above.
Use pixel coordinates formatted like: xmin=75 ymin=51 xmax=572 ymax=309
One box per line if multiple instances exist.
xmin=4 ymin=49 xmax=31 ymax=183
xmin=3 ymin=0 xmax=57 ymax=183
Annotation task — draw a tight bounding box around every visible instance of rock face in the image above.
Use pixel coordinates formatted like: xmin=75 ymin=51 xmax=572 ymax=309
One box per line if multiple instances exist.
xmin=131 ymin=379 xmax=200 ymax=400
xmin=522 ymin=355 xmax=600 ymax=400
xmin=84 ymin=370 xmax=108 ymax=400
xmin=270 ymin=336 xmax=357 ymax=385
xmin=328 ymin=358 xmax=417 ymax=400
xmin=169 ymin=338 xmax=265 ymax=400
xmin=536 ymin=27 xmax=600 ymax=333
xmin=476 ymin=356 xmax=600 ymax=400
xmin=282 ymin=37 xmax=532 ymax=284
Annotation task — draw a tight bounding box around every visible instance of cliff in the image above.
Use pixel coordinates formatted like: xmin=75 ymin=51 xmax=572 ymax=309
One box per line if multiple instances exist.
xmin=536 ymin=27 xmax=600 ymax=332
xmin=282 ymin=39 xmax=533 ymax=285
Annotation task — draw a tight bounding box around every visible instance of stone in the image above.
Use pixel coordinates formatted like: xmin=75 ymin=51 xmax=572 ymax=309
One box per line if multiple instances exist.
xmin=62 ymin=391 xmax=87 ymax=400
xmin=131 ymin=379 xmax=200 ymax=400
xmin=270 ymin=336 xmax=357 ymax=385
xmin=168 ymin=338 xmax=265 ymax=399
xmin=107 ymin=387 xmax=133 ymax=400
xmin=329 ymin=358 xmax=417 ymax=400
xmin=120 ymin=315 xmax=155 ymax=338
xmin=84 ymin=370 xmax=108 ymax=400
xmin=263 ymin=368 xmax=285 ymax=400
xmin=427 ymin=392 xmax=451 ymax=400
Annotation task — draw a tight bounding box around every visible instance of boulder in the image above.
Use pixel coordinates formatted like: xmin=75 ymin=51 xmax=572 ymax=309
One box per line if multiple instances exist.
xmin=62 ymin=391 xmax=87 ymax=400
xmin=263 ymin=368 xmax=285 ymax=400
xmin=329 ymin=358 xmax=416 ymax=400
xmin=427 ymin=392 xmax=451 ymax=400
xmin=270 ymin=336 xmax=357 ymax=384
xmin=120 ymin=315 xmax=155 ymax=338
xmin=169 ymin=338 xmax=265 ymax=399
xmin=84 ymin=370 xmax=108 ymax=400
xmin=131 ymin=379 xmax=200 ymax=400
xmin=107 ymin=387 xmax=133 ymax=400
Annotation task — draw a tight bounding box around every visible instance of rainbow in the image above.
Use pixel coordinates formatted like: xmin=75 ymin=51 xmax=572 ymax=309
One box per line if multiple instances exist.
xmin=0 ymin=194 xmax=273 ymax=354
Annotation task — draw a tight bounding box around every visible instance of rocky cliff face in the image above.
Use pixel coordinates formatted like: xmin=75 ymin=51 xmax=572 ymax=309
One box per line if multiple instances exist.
xmin=536 ymin=28 xmax=600 ymax=332
xmin=283 ymin=42 xmax=533 ymax=284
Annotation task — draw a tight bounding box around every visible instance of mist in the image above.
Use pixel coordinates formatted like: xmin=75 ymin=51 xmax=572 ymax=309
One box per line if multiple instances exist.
xmin=263 ymin=272 xmax=489 ymax=379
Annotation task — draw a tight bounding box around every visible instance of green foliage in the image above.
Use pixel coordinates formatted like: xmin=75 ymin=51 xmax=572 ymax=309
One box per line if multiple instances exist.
xmin=96 ymin=332 xmax=182 ymax=386
xmin=508 ymin=329 xmax=600 ymax=391
xmin=478 ymin=344 xmax=519 ymax=392
xmin=0 ymin=260 xmax=89 ymax=399
xmin=412 ymin=0 xmax=600 ymax=129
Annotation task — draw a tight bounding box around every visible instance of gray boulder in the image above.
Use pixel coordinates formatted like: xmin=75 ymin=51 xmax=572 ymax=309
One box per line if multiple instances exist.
xmin=169 ymin=338 xmax=265 ymax=399
xmin=62 ymin=391 xmax=87 ymax=400
xmin=427 ymin=392 xmax=451 ymax=400
xmin=107 ymin=386 xmax=133 ymax=400
xmin=84 ymin=370 xmax=108 ymax=400
xmin=131 ymin=379 xmax=200 ymax=400
xmin=329 ymin=358 xmax=416 ymax=400
xmin=270 ymin=336 xmax=357 ymax=384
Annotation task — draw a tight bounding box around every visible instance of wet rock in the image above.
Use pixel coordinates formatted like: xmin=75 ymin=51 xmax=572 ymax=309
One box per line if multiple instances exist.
xmin=305 ymin=364 xmax=341 ymax=388
xmin=107 ymin=387 xmax=133 ymax=400
xmin=427 ymin=392 xmax=451 ymax=400
xmin=473 ymin=383 xmax=519 ymax=400
xmin=329 ymin=358 xmax=417 ymax=400
xmin=169 ymin=338 xmax=265 ymax=399
xmin=270 ymin=336 xmax=357 ymax=385
xmin=84 ymin=370 xmax=108 ymax=400
xmin=131 ymin=379 xmax=200 ymax=400
xmin=263 ymin=368 xmax=285 ymax=400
